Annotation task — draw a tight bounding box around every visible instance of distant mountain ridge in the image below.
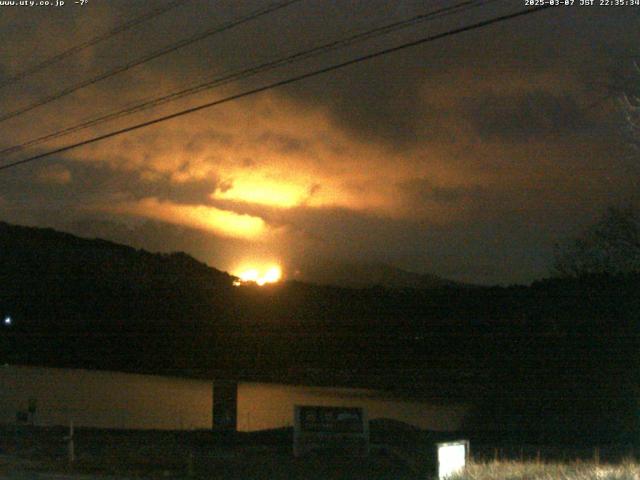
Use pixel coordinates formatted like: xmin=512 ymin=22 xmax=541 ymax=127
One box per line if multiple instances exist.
xmin=295 ymin=260 xmax=460 ymax=289
xmin=0 ymin=221 xmax=232 ymax=283
xmin=2 ymin=221 xmax=640 ymax=444
xmin=0 ymin=221 xmax=238 ymax=331
xmin=0 ymin=221 xmax=460 ymax=290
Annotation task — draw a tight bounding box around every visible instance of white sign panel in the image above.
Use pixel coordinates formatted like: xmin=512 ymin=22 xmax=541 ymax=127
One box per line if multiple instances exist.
xmin=437 ymin=440 xmax=469 ymax=479
xmin=293 ymin=405 xmax=369 ymax=457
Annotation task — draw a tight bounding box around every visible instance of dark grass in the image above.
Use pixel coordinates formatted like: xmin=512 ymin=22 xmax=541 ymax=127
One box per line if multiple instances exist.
xmin=2 ymin=425 xmax=639 ymax=479
xmin=0 ymin=425 xmax=417 ymax=479
xmin=451 ymin=460 xmax=640 ymax=480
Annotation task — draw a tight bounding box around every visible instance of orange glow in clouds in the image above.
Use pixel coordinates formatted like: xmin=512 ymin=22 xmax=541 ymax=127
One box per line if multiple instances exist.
xmin=233 ymin=265 xmax=282 ymax=286
xmin=110 ymin=197 xmax=266 ymax=240
xmin=213 ymin=178 xmax=309 ymax=208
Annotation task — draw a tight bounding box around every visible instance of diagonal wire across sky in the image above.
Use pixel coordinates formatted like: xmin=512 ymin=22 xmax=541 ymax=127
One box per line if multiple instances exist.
xmin=0 ymin=3 xmax=552 ymax=173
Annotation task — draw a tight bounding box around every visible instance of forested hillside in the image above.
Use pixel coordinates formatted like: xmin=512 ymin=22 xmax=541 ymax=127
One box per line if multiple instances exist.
xmin=1 ymin=222 xmax=638 ymax=442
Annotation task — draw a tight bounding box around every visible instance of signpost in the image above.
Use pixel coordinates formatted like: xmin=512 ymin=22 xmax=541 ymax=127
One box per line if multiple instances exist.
xmin=293 ymin=405 xmax=369 ymax=457
xmin=28 ymin=398 xmax=37 ymax=425
xmin=64 ymin=420 xmax=75 ymax=465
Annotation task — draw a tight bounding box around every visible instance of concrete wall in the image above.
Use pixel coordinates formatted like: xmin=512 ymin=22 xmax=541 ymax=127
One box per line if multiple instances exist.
xmin=0 ymin=365 xmax=212 ymax=430
xmin=0 ymin=365 xmax=468 ymax=432
xmin=237 ymin=382 xmax=468 ymax=432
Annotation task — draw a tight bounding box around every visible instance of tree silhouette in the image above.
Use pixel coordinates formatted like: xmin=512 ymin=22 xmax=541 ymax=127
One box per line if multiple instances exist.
xmin=609 ymin=59 xmax=640 ymax=150
xmin=553 ymin=205 xmax=640 ymax=277
xmin=621 ymin=62 xmax=640 ymax=149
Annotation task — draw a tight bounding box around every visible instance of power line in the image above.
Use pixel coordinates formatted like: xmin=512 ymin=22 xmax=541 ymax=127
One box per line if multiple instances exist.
xmin=0 ymin=0 xmax=191 ymax=91
xmin=0 ymin=0 xmax=493 ymax=158
xmin=0 ymin=0 xmax=302 ymax=125
xmin=0 ymin=46 xmax=622 ymax=159
xmin=0 ymin=4 xmax=551 ymax=173
xmin=0 ymin=0 xmax=492 ymax=212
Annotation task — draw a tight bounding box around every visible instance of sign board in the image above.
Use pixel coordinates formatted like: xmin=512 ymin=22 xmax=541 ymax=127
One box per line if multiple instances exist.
xmin=293 ymin=405 xmax=369 ymax=457
xmin=437 ymin=440 xmax=469 ymax=479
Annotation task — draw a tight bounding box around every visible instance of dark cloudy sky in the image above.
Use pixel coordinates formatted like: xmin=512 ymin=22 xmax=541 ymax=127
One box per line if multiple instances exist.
xmin=0 ymin=0 xmax=638 ymax=284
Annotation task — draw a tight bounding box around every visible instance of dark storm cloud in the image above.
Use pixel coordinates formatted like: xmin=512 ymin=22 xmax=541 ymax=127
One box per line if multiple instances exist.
xmin=256 ymin=131 xmax=309 ymax=155
xmin=184 ymin=131 xmax=236 ymax=153
xmin=283 ymin=5 xmax=637 ymax=151
xmin=465 ymin=90 xmax=591 ymax=142
xmin=311 ymin=57 xmax=428 ymax=149
xmin=400 ymin=178 xmax=485 ymax=204
xmin=2 ymin=1 xmax=626 ymax=152
xmin=0 ymin=159 xmax=221 ymax=207
xmin=81 ymin=165 xmax=222 ymax=206
xmin=192 ymin=0 xmax=483 ymax=150
xmin=0 ymin=0 xmax=638 ymax=285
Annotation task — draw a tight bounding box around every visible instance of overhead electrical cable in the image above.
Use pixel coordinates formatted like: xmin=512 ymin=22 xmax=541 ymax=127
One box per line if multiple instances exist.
xmin=0 ymin=0 xmax=303 ymax=125
xmin=0 ymin=5 xmax=551 ymax=173
xmin=0 ymin=0 xmax=191 ymax=90
xmin=0 ymin=0 xmax=494 ymax=157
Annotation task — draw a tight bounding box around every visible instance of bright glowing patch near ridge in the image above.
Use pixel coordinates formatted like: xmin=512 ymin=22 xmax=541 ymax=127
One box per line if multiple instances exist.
xmin=234 ymin=266 xmax=282 ymax=286
xmin=262 ymin=266 xmax=282 ymax=283
xmin=213 ymin=178 xmax=308 ymax=208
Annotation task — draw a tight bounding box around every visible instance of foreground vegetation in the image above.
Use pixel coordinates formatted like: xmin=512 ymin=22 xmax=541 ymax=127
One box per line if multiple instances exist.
xmin=452 ymin=460 xmax=640 ymax=480
xmin=2 ymin=425 xmax=640 ymax=479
